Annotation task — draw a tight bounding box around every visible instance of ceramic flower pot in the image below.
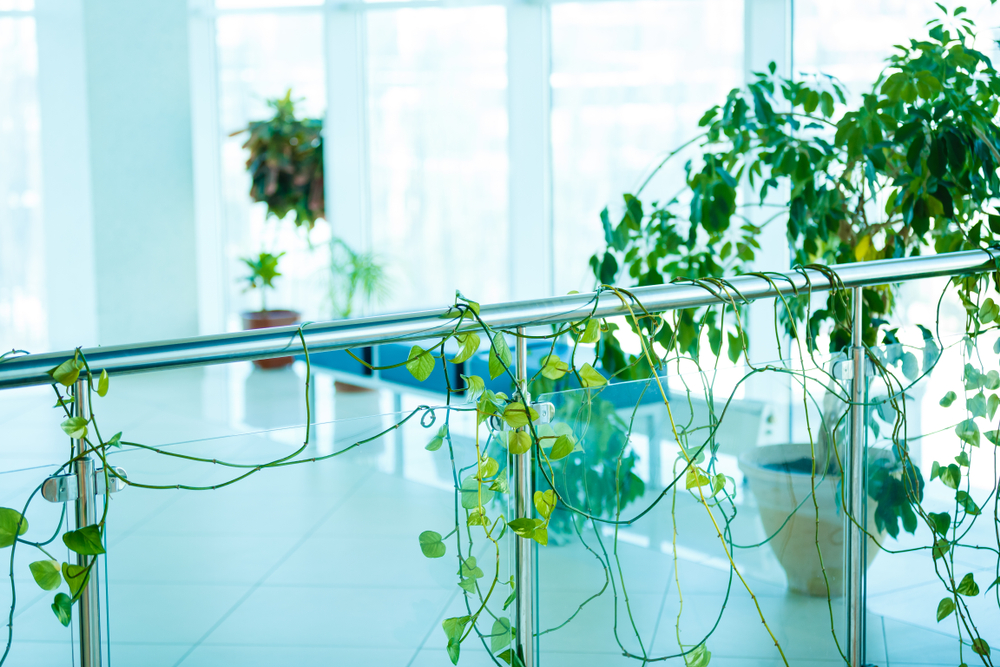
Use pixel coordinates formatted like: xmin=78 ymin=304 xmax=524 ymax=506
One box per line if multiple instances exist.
xmin=241 ymin=309 xmax=301 ymax=370
xmin=738 ymin=443 xmax=885 ymax=597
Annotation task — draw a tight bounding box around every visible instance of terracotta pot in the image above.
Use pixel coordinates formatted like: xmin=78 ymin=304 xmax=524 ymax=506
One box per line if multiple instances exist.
xmin=738 ymin=443 xmax=885 ymax=597
xmin=241 ymin=309 xmax=301 ymax=370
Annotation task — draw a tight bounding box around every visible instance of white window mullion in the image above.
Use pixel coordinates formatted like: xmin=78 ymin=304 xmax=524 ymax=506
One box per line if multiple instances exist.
xmin=189 ymin=0 xmax=227 ymax=335
xmin=507 ymin=2 xmax=553 ymax=300
xmin=324 ymin=3 xmax=371 ymax=256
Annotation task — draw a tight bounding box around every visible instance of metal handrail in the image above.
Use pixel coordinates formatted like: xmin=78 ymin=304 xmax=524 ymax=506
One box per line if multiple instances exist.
xmin=0 ymin=249 xmax=995 ymax=390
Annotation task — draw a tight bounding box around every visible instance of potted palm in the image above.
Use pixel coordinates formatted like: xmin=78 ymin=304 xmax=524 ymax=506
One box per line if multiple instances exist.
xmin=240 ymin=251 xmax=300 ymax=370
xmin=590 ymin=8 xmax=994 ymax=595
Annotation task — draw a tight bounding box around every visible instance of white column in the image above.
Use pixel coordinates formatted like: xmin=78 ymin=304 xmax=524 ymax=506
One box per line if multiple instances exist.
xmin=80 ymin=0 xmax=201 ymax=345
xmin=507 ymin=2 xmax=553 ymax=300
xmin=744 ymin=0 xmax=792 ymax=442
xmin=35 ymin=0 xmax=99 ymax=350
xmin=189 ymin=0 xmax=227 ymax=336
xmin=324 ymin=4 xmax=370 ymax=255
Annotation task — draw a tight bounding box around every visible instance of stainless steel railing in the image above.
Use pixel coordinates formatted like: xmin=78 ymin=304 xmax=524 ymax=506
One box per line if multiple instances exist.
xmin=2 ymin=248 xmax=997 ymax=667
xmin=0 ymin=249 xmax=993 ymax=389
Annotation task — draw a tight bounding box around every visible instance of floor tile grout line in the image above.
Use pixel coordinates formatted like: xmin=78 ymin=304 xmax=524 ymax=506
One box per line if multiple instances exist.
xmin=169 ymin=469 xmax=376 ymax=667
xmin=405 ymin=587 xmax=462 ymax=667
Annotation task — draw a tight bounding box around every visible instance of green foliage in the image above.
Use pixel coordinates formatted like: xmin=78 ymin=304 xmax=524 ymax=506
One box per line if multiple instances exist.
xmin=868 ymin=456 xmax=923 ymax=539
xmin=418 ymin=531 xmax=446 ymax=559
xmin=406 ymin=346 xmax=435 ymax=382
xmin=591 ymin=9 xmax=1000 ymax=378
xmin=28 ymin=560 xmax=62 ymax=591
xmin=329 ymin=238 xmax=391 ymax=318
xmin=240 ymin=251 xmax=285 ymax=312
xmin=50 ymin=593 xmax=71 ymax=627
xmin=63 ymin=525 xmax=105 ymax=556
xmin=232 ymin=89 xmax=324 ymax=229
xmin=0 ymin=508 xmax=27 ymax=548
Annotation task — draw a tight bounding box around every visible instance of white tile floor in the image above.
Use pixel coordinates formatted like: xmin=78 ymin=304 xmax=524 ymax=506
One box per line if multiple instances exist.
xmin=0 ymin=364 xmax=996 ymax=666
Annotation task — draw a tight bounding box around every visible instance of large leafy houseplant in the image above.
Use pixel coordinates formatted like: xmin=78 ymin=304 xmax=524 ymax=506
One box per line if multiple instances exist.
xmin=589 ymin=5 xmax=1000 ymax=601
xmin=233 ymin=89 xmax=324 ymax=230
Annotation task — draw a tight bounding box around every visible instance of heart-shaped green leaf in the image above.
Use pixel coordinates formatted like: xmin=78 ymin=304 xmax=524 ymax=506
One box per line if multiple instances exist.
xmin=451 ymin=333 xmax=480 ymax=364
xmin=534 ymin=490 xmax=557 ymax=519
xmin=488 ymin=333 xmax=512 ymax=380
xmin=957 ymin=572 xmax=980 ymax=596
xmin=63 ymin=525 xmax=105 ymax=556
xmin=461 ymin=374 xmax=485 ymax=402
xmin=506 ymin=431 xmax=532 ymax=455
xmin=549 ymin=435 xmax=574 ymax=460
xmin=405 ymin=346 xmax=435 ymax=382
xmin=48 ymin=357 xmax=83 ymax=387
xmin=97 ymin=369 xmax=109 ymax=397
xmin=51 ymin=593 xmax=72 ymax=626
xmin=578 ymin=363 xmax=607 ymax=388
xmin=491 ymin=617 xmax=513 ymax=652
xmin=418 ymin=530 xmax=446 ymax=558
xmin=460 ymin=476 xmax=495 ymax=509
xmin=540 ymin=354 xmax=570 ymax=380
xmin=61 ymin=562 xmax=89 ymax=600
xmin=502 ymin=403 xmax=539 ymax=429
xmin=29 ymin=560 xmax=62 ymax=591
xmin=426 ymin=424 xmax=448 ymax=451
xmin=60 ymin=416 xmax=88 ymax=439
xmin=580 ymin=319 xmax=601 ymax=343
xmin=0 ymin=508 xmax=28 ymax=548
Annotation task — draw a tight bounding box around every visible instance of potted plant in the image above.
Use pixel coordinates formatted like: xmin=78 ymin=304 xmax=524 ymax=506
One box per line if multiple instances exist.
xmin=240 ymin=251 xmax=300 ymax=370
xmin=233 ymin=89 xmax=324 ymax=231
xmin=589 ymin=7 xmax=996 ymax=596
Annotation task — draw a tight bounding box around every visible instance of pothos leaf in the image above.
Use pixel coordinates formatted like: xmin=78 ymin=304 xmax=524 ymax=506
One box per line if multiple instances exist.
xmin=48 ymin=357 xmax=83 ymax=387
xmin=460 ymin=476 xmax=495 ymax=509
xmin=60 ymin=416 xmax=88 ymax=439
xmin=442 ymin=615 xmax=471 ymax=665
xmin=533 ymin=490 xmax=557 ymax=519
xmin=685 ymin=468 xmax=711 ymax=490
xmin=488 ymin=332 xmax=512 ymax=380
xmin=51 ymin=593 xmax=72 ymax=627
xmin=0 ymin=508 xmax=28 ymax=548
xmin=96 ymin=369 xmax=109 ymax=397
xmin=461 ymin=374 xmax=485 ymax=402
xmin=955 ymin=419 xmax=980 ymax=447
xmin=61 ymin=562 xmax=89 ymax=600
xmin=29 ymin=560 xmax=62 ymax=591
xmin=426 ymin=424 xmax=448 ymax=451
xmin=506 ymin=431 xmax=532 ymax=455
xmin=549 ymin=434 xmax=574 ymax=460
xmin=63 ymin=525 xmax=105 ymax=556
xmin=502 ymin=403 xmax=539 ymax=429
xmin=491 ymin=617 xmax=513 ymax=653
xmin=418 ymin=531 xmax=446 ymax=558
xmin=580 ymin=319 xmax=601 ymax=343
xmin=956 ymin=490 xmax=981 ymax=516
xmin=578 ymin=363 xmax=607 ymax=388
xmin=939 ymin=391 xmax=957 ymax=407
xmin=405 ymin=346 xmax=435 ymax=382
xmin=972 ymin=638 xmax=991 ymax=658
xmin=451 ymin=333 xmax=480 ymax=364
xmin=540 ymin=354 xmax=570 ymax=380
xmin=957 ymin=572 xmax=980 ymax=596
xmin=936 ymin=597 xmax=955 ymax=622
xmin=684 ymin=642 xmax=712 ymax=667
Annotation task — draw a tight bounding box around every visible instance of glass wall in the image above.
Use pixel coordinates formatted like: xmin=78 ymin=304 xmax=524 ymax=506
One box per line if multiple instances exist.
xmin=0 ymin=9 xmax=45 ymax=353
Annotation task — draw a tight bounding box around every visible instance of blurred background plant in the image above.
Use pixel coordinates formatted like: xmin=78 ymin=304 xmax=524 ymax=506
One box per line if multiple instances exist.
xmin=329 ymin=238 xmax=391 ymax=318
xmin=232 ymin=89 xmax=324 ymax=230
xmin=241 ymin=251 xmax=284 ymax=312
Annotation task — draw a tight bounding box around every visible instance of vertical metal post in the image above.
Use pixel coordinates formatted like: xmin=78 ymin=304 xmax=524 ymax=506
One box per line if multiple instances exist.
xmin=74 ymin=379 xmax=102 ymax=667
xmin=513 ymin=328 xmax=535 ymax=667
xmin=847 ymin=288 xmax=867 ymax=667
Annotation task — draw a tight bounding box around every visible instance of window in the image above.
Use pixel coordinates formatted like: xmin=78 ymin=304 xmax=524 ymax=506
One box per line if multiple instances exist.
xmin=0 ymin=11 xmax=44 ymax=351
xmin=550 ymin=0 xmax=744 ymax=295
xmin=215 ymin=10 xmax=327 ymax=324
xmin=367 ymin=7 xmax=509 ymax=312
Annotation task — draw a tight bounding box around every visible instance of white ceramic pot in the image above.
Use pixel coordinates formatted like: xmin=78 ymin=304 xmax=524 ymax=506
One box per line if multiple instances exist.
xmin=738 ymin=443 xmax=885 ymax=597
